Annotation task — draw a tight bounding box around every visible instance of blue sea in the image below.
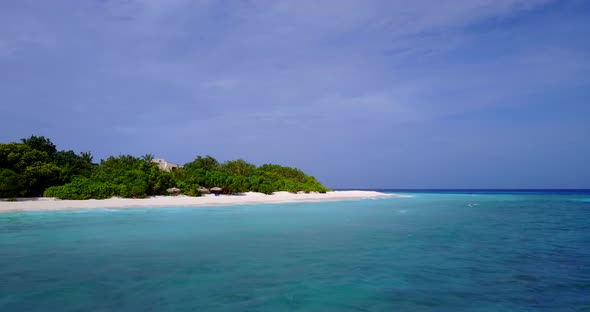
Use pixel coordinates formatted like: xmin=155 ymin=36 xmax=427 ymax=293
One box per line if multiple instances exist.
xmin=1 ymin=191 xmax=589 ymax=311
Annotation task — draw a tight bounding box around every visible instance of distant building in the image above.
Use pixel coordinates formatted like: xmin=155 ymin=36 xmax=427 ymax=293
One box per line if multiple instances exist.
xmin=152 ymin=158 xmax=182 ymax=172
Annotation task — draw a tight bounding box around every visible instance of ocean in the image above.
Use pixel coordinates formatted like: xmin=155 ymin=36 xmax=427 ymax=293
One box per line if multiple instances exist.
xmin=1 ymin=191 xmax=589 ymax=311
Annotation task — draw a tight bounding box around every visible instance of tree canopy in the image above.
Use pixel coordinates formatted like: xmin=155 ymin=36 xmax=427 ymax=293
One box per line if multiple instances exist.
xmin=0 ymin=135 xmax=329 ymax=199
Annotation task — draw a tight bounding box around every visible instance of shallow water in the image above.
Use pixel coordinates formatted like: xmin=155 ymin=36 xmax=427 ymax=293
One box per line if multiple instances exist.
xmin=1 ymin=192 xmax=589 ymax=311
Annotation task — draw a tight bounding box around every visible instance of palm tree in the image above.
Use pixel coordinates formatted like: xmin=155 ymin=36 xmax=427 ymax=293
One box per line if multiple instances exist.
xmin=80 ymin=151 xmax=93 ymax=164
xmin=142 ymin=154 xmax=155 ymax=163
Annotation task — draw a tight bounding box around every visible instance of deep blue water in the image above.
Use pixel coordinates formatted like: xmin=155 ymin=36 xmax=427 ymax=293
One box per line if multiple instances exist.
xmin=1 ymin=191 xmax=589 ymax=311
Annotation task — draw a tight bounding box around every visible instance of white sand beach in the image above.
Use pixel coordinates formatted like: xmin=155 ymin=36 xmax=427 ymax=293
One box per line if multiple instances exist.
xmin=0 ymin=191 xmax=398 ymax=213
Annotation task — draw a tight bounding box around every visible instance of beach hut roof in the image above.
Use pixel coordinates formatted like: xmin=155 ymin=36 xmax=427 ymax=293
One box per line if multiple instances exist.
xmin=210 ymin=187 xmax=222 ymax=191
xmin=197 ymin=187 xmax=210 ymax=193
xmin=166 ymin=187 xmax=181 ymax=193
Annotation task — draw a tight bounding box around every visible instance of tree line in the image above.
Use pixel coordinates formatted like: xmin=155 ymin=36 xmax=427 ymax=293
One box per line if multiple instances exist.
xmin=0 ymin=136 xmax=329 ymax=199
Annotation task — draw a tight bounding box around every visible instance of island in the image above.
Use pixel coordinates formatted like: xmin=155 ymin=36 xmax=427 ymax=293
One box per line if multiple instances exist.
xmin=0 ymin=135 xmax=395 ymax=212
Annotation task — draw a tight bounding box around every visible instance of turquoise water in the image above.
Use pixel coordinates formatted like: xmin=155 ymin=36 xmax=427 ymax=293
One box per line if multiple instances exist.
xmin=1 ymin=192 xmax=589 ymax=311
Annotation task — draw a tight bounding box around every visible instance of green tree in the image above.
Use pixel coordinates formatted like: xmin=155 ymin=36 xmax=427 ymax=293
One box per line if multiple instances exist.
xmin=221 ymin=159 xmax=256 ymax=176
xmin=184 ymin=155 xmax=219 ymax=172
xmin=0 ymin=168 xmax=25 ymax=197
xmin=23 ymin=162 xmax=61 ymax=196
xmin=0 ymin=143 xmax=49 ymax=172
xmin=21 ymin=135 xmax=57 ymax=159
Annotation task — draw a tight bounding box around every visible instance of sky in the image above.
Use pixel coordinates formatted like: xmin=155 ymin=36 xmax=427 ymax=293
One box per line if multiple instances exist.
xmin=1 ymin=0 xmax=589 ymax=189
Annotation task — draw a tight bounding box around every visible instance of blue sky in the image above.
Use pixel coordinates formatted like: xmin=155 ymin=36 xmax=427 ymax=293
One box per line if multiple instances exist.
xmin=1 ymin=0 xmax=589 ymax=189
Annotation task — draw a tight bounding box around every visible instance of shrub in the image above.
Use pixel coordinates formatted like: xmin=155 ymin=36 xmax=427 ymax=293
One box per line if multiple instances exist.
xmin=43 ymin=177 xmax=117 ymax=200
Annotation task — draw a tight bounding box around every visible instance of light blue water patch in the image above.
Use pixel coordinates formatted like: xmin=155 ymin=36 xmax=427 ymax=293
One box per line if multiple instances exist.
xmin=1 ymin=194 xmax=589 ymax=311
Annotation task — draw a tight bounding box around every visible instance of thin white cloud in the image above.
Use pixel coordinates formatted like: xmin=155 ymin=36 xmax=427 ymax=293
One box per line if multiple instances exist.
xmin=200 ymin=79 xmax=240 ymax=90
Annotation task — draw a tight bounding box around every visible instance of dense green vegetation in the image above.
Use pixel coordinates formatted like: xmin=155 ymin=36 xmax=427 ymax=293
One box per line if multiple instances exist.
xmin=0 ymin=136 xmax=329 ymax=199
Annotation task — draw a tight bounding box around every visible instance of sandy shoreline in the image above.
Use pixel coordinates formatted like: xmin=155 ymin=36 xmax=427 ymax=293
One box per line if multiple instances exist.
xmin=0 ymin=191 xmax=398 ymax=213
